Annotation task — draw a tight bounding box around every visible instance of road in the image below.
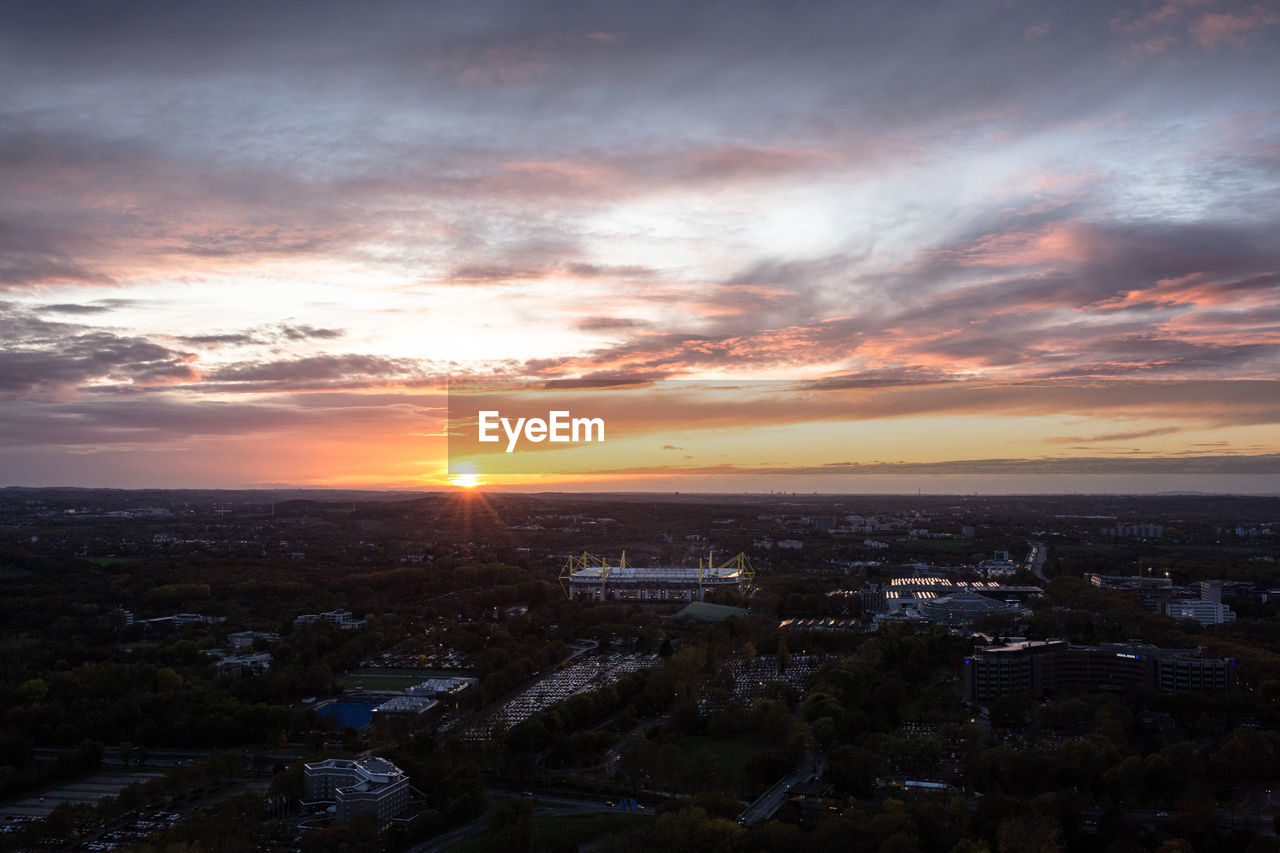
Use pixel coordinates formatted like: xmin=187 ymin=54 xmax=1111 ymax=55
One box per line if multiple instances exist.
xmin=408 ymin=789 xmax=645 ymax=853
xmin=1024 ymin=539 xmax=1048 ymax=582
xmin=737 ymin=745 xmax=822 ymax=826
xmin=410 ymin=816 xmax=486 ymax=853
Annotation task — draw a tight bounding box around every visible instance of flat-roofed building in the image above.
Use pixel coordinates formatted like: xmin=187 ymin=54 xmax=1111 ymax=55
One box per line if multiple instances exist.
xmin=1161 ymin=599 xmax=1236 ymax=626
xmin=919 ymin=590 xmax=1020 ymax=627
xmin=303 ymin=757 xmax=411 ymax=829
xmin=371 ymin=696 xmax=437 ymax=728
xmin=227 ymin=630 xmax=279 ymax=650
xmin=964 ymin=640 xmax=1233 ymax=702
xmin=405 ymin=676 xmax=476 ymax=708
xmin=216 ymin=652 xmax=272 ymax=677
xmin=294 ymin=609 xmax=367 ymax=630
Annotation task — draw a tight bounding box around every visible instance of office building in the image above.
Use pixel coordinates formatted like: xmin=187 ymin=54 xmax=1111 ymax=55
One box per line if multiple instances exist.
xmin=963 ymin=640 xmax=1233 ymax=702
xmin=303 ymin=757 xmax=411 ymax=829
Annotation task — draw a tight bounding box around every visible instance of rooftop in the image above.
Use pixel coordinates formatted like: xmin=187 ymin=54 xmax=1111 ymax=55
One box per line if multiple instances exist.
xmin=568 ymin=565 xmax=741 ymax=582
xmin=674 ymin=601 xmax=750 ymax=622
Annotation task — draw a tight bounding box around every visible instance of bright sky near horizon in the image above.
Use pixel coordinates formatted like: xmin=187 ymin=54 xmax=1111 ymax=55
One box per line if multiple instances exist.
xmin=2 ymin=0 xmax=1279 ymax=491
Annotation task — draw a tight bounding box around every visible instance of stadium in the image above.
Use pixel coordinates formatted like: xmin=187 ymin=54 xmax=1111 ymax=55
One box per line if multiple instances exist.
xmin=560 ymin=552 xmax=754 ymax=602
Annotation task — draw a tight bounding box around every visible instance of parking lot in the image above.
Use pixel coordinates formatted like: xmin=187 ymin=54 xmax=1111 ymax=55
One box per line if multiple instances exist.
xmin=0 ymin=771 xmax=165 ymax=819
xmin=466 ymin=653 xmax=658 ymax=741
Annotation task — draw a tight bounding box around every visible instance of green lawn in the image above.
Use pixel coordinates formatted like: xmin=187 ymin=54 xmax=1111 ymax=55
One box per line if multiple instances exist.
xmin=336 ymin=668 xmax=459 ymax=690
xmin=676 ymin=734 xmax=774 ymax=791
xmin=451 ymin=812 xmax=648 ymax=853
xmin=0 ymin=566 xmax=33 ymax=580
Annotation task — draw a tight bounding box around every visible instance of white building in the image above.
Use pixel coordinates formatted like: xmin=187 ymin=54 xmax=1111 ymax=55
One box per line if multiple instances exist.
xmin=294 ymin=609 xmax=367 ymax=630
xmin=303 ymin=757 xmax=411 ymax=829
xmin=227 ymin=630 xmax=279 ymax=650
xmin=216 ymin=652 xmax=272 ymax=676
xmin=1162 ymin=599 xmax=1236 ymax=627
xmin=371 ymin=696 xmax=437 ymax=727
xmin=561 ymin=554 xmax=753 ymax=602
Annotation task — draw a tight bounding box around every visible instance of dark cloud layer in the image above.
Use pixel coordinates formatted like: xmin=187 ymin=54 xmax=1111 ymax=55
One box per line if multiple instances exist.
xmin=0 ymin=304 xmax=197 ymax=395
xmin=176 ymin=323 xmax=346 ymax=348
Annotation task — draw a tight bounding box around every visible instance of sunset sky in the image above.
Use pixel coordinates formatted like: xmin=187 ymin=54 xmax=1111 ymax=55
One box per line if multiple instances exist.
xmin=2 ymin=0 xmax=1279 ymax=491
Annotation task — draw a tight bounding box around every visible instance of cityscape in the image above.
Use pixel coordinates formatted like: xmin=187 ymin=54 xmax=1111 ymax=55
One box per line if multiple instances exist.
xmin=1 ymin=489 xmax=1278 ymax=852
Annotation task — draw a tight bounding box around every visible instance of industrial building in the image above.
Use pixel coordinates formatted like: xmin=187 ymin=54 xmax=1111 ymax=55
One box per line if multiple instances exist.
xmin=370 ymin=696 xmax=437 ymax=728
xmin=872 ymin=577 xmax=1040 ymax=622
xmin=561 ymin=552 xmax=753 ymax=602
xmin=918 ymin=591 xmax=1020 ymax=627
xmin=963 ymin=640 xmax=1234 ymax=703
xmin=302 ymin=757 xmax=412 ymax=829
xmin=405 ymin=676 xmax=476 ymax=709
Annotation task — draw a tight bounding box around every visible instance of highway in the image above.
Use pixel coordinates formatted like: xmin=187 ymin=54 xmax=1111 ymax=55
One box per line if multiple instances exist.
xmin=1024 ymin=539 xmax=1048 ymax=582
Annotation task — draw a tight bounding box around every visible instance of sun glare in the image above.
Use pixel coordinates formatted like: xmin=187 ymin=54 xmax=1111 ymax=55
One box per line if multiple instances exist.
xmin=449 ymin=473 xmax=485 ymax=488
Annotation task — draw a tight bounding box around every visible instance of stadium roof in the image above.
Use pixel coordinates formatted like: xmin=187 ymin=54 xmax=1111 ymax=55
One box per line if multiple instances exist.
xmin=568 ymin=565 xmax=741 ymax=582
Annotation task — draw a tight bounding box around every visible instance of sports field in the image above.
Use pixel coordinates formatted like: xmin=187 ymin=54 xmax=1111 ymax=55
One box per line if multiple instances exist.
xmin=335 ymin=667 xmax=459 ymax=691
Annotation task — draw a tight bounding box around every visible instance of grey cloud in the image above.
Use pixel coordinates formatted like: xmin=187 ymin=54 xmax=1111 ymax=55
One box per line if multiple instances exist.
xmin=34 ymin=299 xmax=138 ymax=315
xmin=35 ymin=303 xmax=113 ymax=315
xmin=1045 ymin=427 xmax=1184 ymax=444
xmin=177 ymin=332 xmax=259 ymax=346
xmin=0 ymin=394 xmax=428 ymax=449
xmin=766 ymin=454 xmax=1280 ymax=476
xmin=573 ymin=316 xmax=650 ymax=332
xmin=563 ymin=263 xmax=656 ymax=279
xmin=176 ymin=323 xmax=346 ymax=348
xmin=0 ymin=307 xmax=198 ymax=396
xmin=200 ymin=353 xmax=430 ymax=391
xmin=278 ymin=324 xmax=345 ymax=341
xmin=446 ymin=261 xmax=660 ymax=286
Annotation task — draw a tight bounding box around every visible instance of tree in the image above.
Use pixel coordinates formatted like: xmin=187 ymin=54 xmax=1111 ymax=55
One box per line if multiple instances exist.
xmin=996 ymin=813 xmax=1062 ymax=853
xmin=487 ymin=797 xmax=534 ymax=851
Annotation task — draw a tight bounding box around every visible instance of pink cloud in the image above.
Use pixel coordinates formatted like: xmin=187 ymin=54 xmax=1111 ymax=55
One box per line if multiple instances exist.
xmin=1024 ymin=22 xmax=1052 ymax=41
xmin=949 ymin=223 xmax=1090 ymax=267
xmin=1110 ymin=0 xmax=1211 ymax=34
xmin=1192 ymin=6 xmax=1279 ymax=47
xmin=1087 ymin=271 xmax=1280 ymax=312
xmin=1122 ymin=34 xmax=1180 ymax=57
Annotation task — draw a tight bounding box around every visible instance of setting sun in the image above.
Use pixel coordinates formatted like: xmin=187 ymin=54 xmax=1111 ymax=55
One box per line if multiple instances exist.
xmin=449 ymin=473 xmax=485 ymax=489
